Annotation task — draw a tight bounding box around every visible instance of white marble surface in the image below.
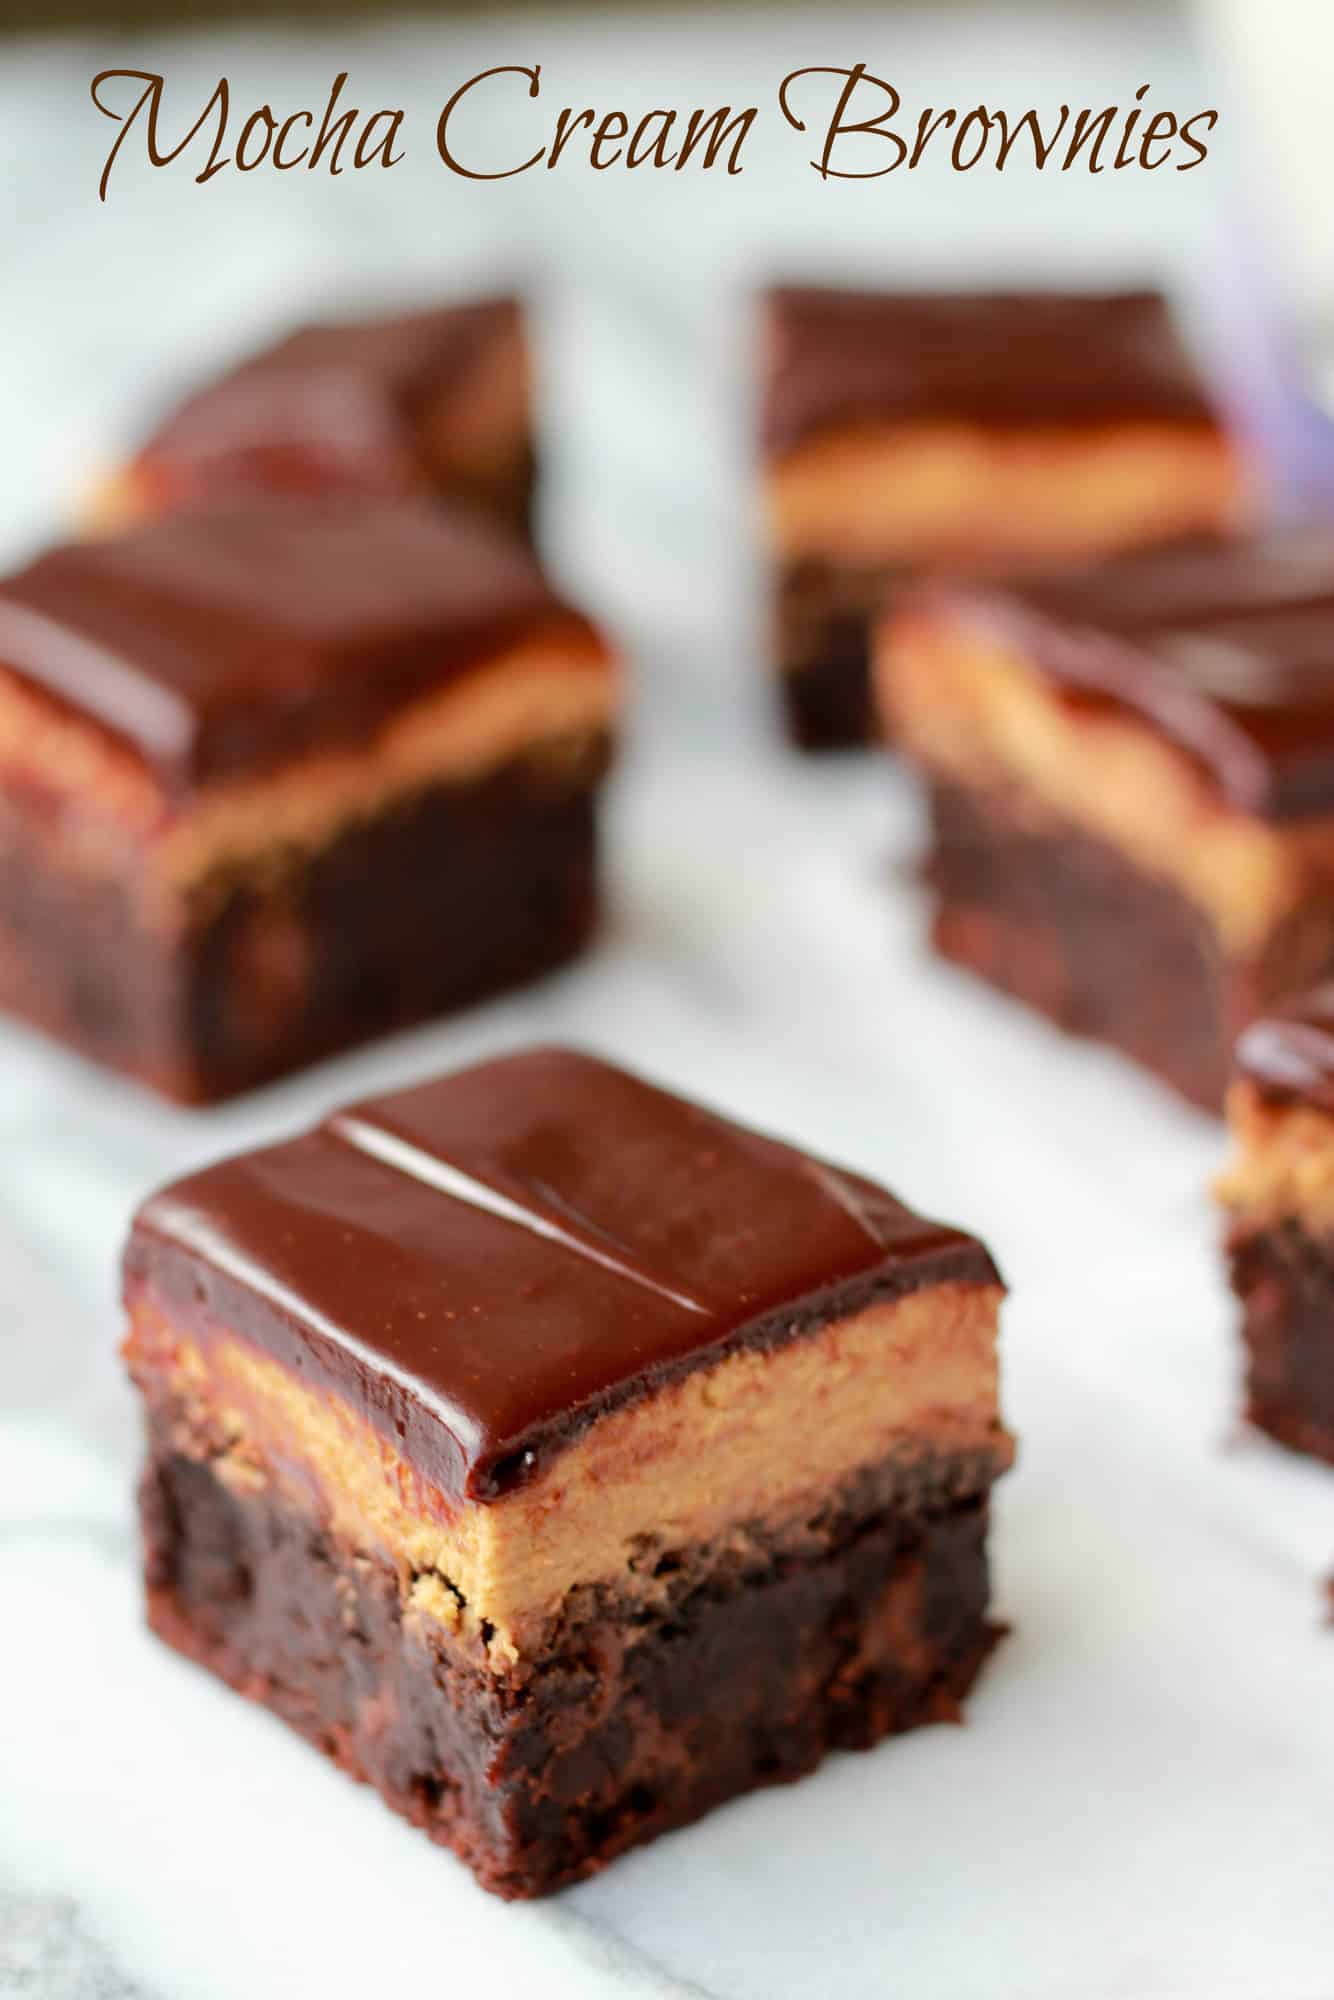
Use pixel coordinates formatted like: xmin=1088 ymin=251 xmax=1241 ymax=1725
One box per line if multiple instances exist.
xmin=2 ymin=7 xmax=1334 ymax=1997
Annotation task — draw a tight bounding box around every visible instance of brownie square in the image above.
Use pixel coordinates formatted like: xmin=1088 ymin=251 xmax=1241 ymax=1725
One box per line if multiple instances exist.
xmin=1220 ymin=990 xmax=1334 ymax=1461
xmin=877 ymin=529 xmax=1334 ymax=1111
xmin=760 ymin=286 xmax=1249 ymax=748
xmin=123 ymin=1047 xmax=1012 ymax=1897
xmin=94 ymin=298 xmax=535 ymax=541
xmin=0 ymin=498 xmax=615 ymax=1101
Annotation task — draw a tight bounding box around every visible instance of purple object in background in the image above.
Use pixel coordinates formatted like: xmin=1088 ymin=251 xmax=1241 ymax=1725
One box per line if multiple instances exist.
xmin=1208 ymin=218 xmax=1334 ymax=516
xmin=1194 ymin=0 xmax=1334 ymax=511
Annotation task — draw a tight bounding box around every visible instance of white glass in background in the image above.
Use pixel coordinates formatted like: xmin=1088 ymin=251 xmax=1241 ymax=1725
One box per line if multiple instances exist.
xmin=1192 ymin=0 xmax=1334 ymax=514
xmin=1198 ymin=0 xmax=1334 ymax=405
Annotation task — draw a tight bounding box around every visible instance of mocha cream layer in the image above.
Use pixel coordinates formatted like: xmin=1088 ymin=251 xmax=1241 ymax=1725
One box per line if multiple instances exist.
xmin=878 ymin=607 xmax=1334 ymax=958
xmin=766 ymin=420 xmax=1248 ymax=566
xmin=1218 ymin=1081 xmax=1334 ymax=1231
xmin=0 ymin=618 xmax=615 ymax=927
xmin=126 ymin=1277 xmax=1010 ymax=1664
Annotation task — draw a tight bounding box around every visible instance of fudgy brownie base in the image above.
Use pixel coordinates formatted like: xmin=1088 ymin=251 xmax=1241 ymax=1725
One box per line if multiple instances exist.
xmin=1227 ymin=1219 xmax=1334 ymax=1464
xmin=775 ymin=558 xmax=893 ymax=749
xmin=140 ymin=1423 xmax=998 ymax=1899
xmin=0 ymin=744 xmax=605 ymax=1103
xmin=924 ymin=777 xmax=1234 ymax=1109
xmin=780 ymin=649 xmax=876 ymax=751
xmin=924 ymin=778 xmax=1334 ymax=1112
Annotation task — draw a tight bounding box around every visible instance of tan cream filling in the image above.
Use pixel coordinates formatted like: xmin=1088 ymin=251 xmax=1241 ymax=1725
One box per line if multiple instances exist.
xmin=82 ymin=469 xmax=151 ymax=537
xmin=0 ymin=623 xmax=615 ymax=917
xmin=875 ymin=610 xmax=1334 ymax=956
xmin=156 ymin=630 xmax=612 ymax=892
xmin=129 ymin=1279 xmax=1008 ymax=1662
xmin=765 ymin=419 xmax=1248 ymax=565
xmin=1217 ymin=1080 xmax=1334 ymax=1228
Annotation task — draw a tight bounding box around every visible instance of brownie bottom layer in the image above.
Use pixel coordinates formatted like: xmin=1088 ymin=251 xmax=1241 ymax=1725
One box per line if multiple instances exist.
xmin=0 ymin=747 xmax=604 ymax=1102
xmin=775 ymin=558 xmax=897 ymax=749
xmin=780 ymin=632 xmax=876 ymax=750
xmin=140 ymin=1438 xmax=998 ymax=1898
xmin=923 ymin=777 xmax=1242 ymax=1110
xmin=1228 ymin=1219 xmax=1334 ymax=1464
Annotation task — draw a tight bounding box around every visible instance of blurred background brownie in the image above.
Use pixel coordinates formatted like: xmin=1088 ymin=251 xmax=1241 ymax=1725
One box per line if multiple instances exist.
xmin=0 ymin=497 xmax=616 ymax=1102
xmin=92 ymin=297 xmax=535 ymax=540
xmin=124 ymin=1045 xmax=1012 ymax=1898
xmin=1219 ymin=989 xmax=1334 ymax=1462
xmin=760 ymin=286 xmax=1251 ymax=749
xmin=876 ymin=529 xmax=1334 ymax=1112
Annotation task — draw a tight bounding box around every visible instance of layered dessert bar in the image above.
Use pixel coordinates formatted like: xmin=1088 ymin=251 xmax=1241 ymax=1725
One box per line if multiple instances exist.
xmin=877 ymin=530 xmax=1334 ymax=1111
xmin=761 ymin=286 xmax=1249 ymax=748
xmin=124 ymin=1046 xmax=1013 ymax=1898
xmin=1219 ymin=990 xmax=1334 ymax=1461
xmin=0 ymin=498 xmax=614 ymax=1102
xmin=94 ymin=298 xmax=534 ymax=539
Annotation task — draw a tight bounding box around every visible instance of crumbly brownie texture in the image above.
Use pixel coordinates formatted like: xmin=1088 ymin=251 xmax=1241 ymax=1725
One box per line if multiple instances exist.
xmin=94 ymin=298 xmax=534 ymax=538
xmin=1219 ymin=990 xmax=1334 ymax=1462
xmin=774 ymin=557 xmax=895 ymax=749
xmin=123 ymin=1048 xmax=1012 ymax=1897
xmin=761 ymin=287 xmax=1249 ymax=748
xmin=878 ymin=531 xmax=1334 ymax=1111
xmin=0 ymin=499 xmax=615 ymax=1101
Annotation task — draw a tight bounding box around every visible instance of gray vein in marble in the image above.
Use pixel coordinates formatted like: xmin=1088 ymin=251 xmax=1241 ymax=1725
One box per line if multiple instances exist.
xmin=0 ymin=1894 xmax=159 ymax=2000
xmin=544 ymin=1907 xmax=723 ymax=2000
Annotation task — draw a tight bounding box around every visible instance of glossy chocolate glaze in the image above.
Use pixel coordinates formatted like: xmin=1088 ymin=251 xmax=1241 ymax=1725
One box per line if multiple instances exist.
xmin=136 ymin=298 xmax=525 ymax=500
xmin=761 ymin=286 xmax=1220 ymax=459
xmin=125 ymin=1047 xmax=1001 ymax=1502
xmin=1235 ymin=986 xmax=1334 ymax=1115
xmin=0 ymin=497 xmax=577 ymax=796
xmin=939 ymin=528 xmax=1334 ymax=819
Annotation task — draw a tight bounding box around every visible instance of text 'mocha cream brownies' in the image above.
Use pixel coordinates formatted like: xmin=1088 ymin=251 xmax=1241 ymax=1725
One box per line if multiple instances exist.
xmin=123 ymin=1046 xmax=1013 ymax=1897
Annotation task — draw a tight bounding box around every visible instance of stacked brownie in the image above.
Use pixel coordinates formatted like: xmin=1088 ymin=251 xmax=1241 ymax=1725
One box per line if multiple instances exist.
xmin=1220 ymin=990 xmax=1334 ymax=1463
xmin=760 ymin=287 xmax=1248 ymax=747
xmin=0 ymin=294 xmax=619 ymax=1102
xmin=877 ymin=530 xmax=1334 ymax=1111
xmin=123 ymin=1046 xmax=1012 ymax=1897
xmin=94 ymin=297 xmax=535 ymax=540
xmin=0 ymin=497 xmax=615 ymax=1101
